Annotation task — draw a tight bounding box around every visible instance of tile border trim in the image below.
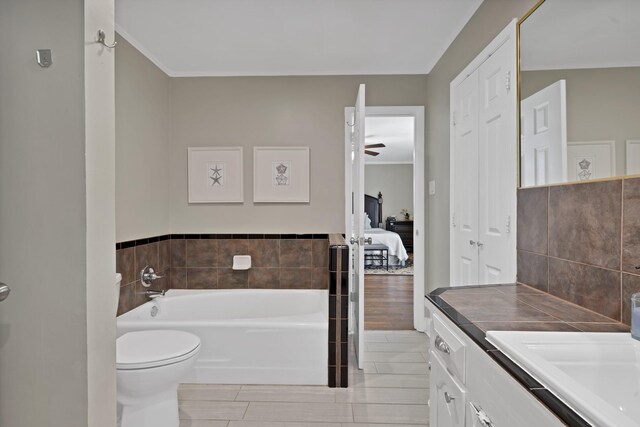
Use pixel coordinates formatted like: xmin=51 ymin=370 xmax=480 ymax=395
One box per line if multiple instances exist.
xmin=117 ymin=233 xmax=330 ymax=249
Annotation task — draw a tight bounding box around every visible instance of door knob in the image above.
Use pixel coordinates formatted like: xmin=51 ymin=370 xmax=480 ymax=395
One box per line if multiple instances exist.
xmin=364 ymin=237 xmax=372 ymax=245
xmin=469 ymin=240 xmax=477 ymax=246
xmin=0 ymin=283 xmax=10 ymax=302
xmin=349 ymin=237 xmax=358 ymax=245
xmin=477 ymin=242 xmax=484 ymax=248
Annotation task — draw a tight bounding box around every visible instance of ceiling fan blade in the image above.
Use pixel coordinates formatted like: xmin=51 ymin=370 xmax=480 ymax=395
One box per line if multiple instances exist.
xmin=365 ymin=143 xmax=386 ymax=149
xmin=365 ymin=150 xmax=380 ymax=156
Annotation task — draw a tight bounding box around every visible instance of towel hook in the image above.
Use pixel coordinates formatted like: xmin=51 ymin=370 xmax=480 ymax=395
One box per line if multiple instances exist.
xmin=97 ymin=30 xmax=117 ymax=49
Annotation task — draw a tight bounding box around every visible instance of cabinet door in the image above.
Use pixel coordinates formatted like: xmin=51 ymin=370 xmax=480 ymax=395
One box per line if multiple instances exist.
xmin=477 ymin=35 xmax=517 ymax=285
xmin=430 ymin=352 xmax=466 ymax=427
xmin=451 ymin=69 xmax=480 ymax=286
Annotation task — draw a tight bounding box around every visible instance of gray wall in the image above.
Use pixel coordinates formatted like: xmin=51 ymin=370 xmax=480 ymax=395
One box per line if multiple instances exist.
xmin=365 ymin=164 xmax=414 ymax=223
xmin=169 ymin=75 xmax=427 ymax=234
xmin=0 ymin=0 xmax=89 ymax=425
xmin=116 ymin=36 xmax=171 ymax=242
xmin=522 ymin=67 xmax=640 ymax=176
xmin=424 ymin=0 xmax=538 ymax=292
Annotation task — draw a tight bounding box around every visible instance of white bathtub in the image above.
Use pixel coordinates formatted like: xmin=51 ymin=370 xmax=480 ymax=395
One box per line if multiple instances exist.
xmin=116 ymin=289 xmax=328 ymax=385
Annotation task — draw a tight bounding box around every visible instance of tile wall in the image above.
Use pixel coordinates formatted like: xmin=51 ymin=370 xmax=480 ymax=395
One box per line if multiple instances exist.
xmin=517 ymin=177 xmax=640 ymax=324
xmin=328 ymin=234 xmax=349 ymax=388
xmin=116 ymin=234 xmax=329 ymax=316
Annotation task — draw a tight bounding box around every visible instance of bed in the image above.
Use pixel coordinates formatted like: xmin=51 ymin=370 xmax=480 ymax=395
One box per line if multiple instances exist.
xmin=364 ymin=193 xmax=409 ymax=266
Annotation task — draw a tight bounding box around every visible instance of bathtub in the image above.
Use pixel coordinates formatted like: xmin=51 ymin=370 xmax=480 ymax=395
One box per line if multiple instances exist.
xmin=116 ymin=289 xmax=328 ymax=385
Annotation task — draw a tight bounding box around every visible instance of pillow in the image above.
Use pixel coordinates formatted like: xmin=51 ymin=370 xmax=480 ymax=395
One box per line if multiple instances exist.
xmin=364 ymin=213 xmax=372 ymax=230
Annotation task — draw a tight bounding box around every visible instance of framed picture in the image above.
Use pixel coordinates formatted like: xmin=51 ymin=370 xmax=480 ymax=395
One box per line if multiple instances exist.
xmin=188 ymin=147 xmax=244 ymax=203
xmin=253 ymin=147 xmax=310 ymax=202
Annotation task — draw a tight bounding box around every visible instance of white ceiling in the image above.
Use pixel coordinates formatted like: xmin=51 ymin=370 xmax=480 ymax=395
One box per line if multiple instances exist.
xmin=115 ymin=0 xmax=483 ymax=77
xmin=364 ymin=116 xmax=414 ymax=164
xmin=521 ymin=0 xmax=640 ymax=71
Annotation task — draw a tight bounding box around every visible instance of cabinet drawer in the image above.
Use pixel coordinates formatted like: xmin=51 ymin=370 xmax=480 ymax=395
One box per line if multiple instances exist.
xmin=432 ymin=313 xmax=466 ymax=384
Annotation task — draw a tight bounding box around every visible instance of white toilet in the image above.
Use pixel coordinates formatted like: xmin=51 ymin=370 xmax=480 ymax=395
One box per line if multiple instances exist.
xmin=116 ymin=330 xmax=201 ymax=427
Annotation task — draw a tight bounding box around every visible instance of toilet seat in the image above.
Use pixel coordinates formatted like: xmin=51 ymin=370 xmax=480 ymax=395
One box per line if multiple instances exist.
xmin=117 ymin=330 xmax=201 ymax=370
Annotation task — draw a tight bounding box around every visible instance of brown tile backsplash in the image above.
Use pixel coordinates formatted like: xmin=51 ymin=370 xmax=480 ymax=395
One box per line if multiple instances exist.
xmin=622 ymin=178 xmax=640 ymax=274
xmin=117 ymin=236 xmax=331 ymax=315
xmin=517 ymin=186 xmax=548 ymax=255
xmin=518 ymin=178 xmax=640 ymax=324
xmin=548 ymin=180 xmax=621 ymax=269
xmin=548 ymin=258 xmax=621 ymax=321
xmin=280 ymin=239 xmax=313 ymax=267
xmin=517 ymin=250 xmax=548 ymax=292
xmin=186 ymin=239 xmax=218 ymax=267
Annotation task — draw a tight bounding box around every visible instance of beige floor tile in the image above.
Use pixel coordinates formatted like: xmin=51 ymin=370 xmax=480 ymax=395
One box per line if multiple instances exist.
xmin=375 ymin=363 xmax=429 ymax=375
xmin=361 ymin=361 xmax=378 ymax=373
xmin=243 ymin=402 xmax=354 ymax=423
xmin=349 ymin=373 xmax=429 ymax=389
xmin=342 ymin=424 xmax=427 ymax=427
xmin=363 ymin=332 xmax=389 ymax=343
xmin=336 ymin=387 xmax=429 ymax=404
xmin=362 ymin=351 xmax=426 ymax=363
xmin=179 ymin=384 xmax=242 ymax=401
xmin=235 ymin=385 xmax=336 ymax=403
xmin=230 ymin=423 xmax=340 ymax=427
xmin=366 ymin=342 xmax=429 ymax=353
xmin=385 ymin=334 xmax=428 ymax=343
xmin=179 ymin=401 xmax=248 ymax=421
xmin=180 ymin=421 xmax=230 ymax=427
xmin=352 ymin=404 xmax=428 ymax=424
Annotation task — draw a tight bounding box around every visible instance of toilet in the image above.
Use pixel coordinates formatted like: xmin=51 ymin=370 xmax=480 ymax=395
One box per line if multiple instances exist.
xmin=116 ymin=330 xmax=201 ymax=427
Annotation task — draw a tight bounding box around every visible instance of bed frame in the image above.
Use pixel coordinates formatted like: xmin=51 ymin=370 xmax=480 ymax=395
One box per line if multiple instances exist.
xmin=364 ymin=192 xmax=383 ymax=228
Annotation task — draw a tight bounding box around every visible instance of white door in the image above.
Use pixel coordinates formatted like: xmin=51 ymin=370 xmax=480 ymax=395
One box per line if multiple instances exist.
xmin=627 ymin=140 xmax=640 ymax=175
xmin=477 ymin=38 xmax=517 ymax=285
xmin=567 ymin=141 xmax=616 ymax=181
xmin=350 ymin=84 xmax=366 ymax=368
xmin=520 ymin=80 xmax=567 ymax=186
xmin=451 ymin=71 xmax=479 ymax=286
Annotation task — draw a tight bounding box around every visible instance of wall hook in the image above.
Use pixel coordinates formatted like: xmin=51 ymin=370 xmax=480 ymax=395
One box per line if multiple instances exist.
xmin=97 ymin=30 xmax=117 ymax=49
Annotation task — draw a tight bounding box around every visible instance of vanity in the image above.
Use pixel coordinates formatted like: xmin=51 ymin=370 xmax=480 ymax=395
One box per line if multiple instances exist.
xmin=425 ymin=284 xmax=631 ymax=427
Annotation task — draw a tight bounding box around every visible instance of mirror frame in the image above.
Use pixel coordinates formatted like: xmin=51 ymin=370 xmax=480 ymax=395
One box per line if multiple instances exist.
xmin=516 ymin=0 xmax=640 ymax=188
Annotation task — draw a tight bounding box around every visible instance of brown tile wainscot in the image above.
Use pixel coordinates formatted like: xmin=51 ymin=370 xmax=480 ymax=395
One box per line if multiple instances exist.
xmin=517 ymin=177 xmax=640 ymax=324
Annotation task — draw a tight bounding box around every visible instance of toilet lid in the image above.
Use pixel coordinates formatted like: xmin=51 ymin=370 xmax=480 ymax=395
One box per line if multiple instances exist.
xmin=116 ymin=330 xmax=201 ymax=370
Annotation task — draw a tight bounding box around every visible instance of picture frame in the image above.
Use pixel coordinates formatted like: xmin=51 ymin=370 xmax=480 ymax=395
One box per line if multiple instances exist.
xmin=188 ymin=147 xmax=244 ymax=203
xmin=253 ymin=147 xmax=310 ymax=203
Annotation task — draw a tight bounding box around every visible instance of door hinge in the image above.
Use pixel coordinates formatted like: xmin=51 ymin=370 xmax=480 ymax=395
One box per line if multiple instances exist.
xmin=506 ymin=215 xmax=511 ymax=233
xmin=505 ymin=71 xmax=511 ymax=92
xmin=452 ymin=111 xmax=457 ymax=127
xmin=451 ymin=213 xmax=456 ymax=228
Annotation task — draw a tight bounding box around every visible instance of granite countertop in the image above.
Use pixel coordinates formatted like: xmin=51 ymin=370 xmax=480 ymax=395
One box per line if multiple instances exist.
xmin=426 ymin=283 xmax=630 ymax=427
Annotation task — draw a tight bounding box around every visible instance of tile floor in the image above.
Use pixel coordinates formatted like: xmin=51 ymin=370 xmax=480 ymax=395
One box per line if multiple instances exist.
xmin=178 ymin=330 xmax=430 ymax=426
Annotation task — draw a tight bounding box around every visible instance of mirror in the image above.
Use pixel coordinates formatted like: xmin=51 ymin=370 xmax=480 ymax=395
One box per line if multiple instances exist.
xmin=518 ymin=0 xmax=640 ymax=188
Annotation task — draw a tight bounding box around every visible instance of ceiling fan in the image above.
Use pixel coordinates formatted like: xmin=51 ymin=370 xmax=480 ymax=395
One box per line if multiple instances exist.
xmin=365 ymin=143 xmax=386 ymax=156
xmin=364 ymin=135 xmax=386 ymax=156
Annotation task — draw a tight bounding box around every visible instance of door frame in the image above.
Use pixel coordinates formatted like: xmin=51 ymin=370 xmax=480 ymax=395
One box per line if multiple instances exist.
xmin=345 ymin=105 xmax=426 ymax=332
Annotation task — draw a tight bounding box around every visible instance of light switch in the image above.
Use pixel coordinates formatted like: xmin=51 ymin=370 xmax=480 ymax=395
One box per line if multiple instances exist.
xmin=36 ymin=49 xmax=52 ymax=68
xmin=429 ymin=180 xmax=436 ymax=195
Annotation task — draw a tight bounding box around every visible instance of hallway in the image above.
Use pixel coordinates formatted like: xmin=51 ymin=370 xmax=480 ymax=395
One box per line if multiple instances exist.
xmin=365 ymin=275 xmax=414 ymax=330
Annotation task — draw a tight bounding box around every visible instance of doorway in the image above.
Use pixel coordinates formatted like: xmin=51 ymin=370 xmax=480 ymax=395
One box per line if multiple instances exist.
xmin=345 ymin=106 xmax=426 ymax=334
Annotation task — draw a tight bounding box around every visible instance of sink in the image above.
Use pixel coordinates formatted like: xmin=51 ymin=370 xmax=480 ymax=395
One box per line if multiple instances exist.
xmin=486 ymin=331 xmax=640 ymax=427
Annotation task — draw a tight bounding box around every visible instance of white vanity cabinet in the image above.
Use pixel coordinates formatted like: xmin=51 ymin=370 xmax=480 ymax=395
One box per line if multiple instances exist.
xmin=426 ymin=299 xmax=565 ymax=427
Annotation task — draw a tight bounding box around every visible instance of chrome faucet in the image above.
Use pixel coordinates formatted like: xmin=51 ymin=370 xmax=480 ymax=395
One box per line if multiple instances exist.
xmin=145 ymin=289 xmax=166 ymax=300
xmin=141 ymin=265 xmax=164 ymax=286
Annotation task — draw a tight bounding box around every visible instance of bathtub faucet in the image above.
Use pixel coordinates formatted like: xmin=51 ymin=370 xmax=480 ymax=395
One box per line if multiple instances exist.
xmin=145 ymin=289 xmax=166 ymax=300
